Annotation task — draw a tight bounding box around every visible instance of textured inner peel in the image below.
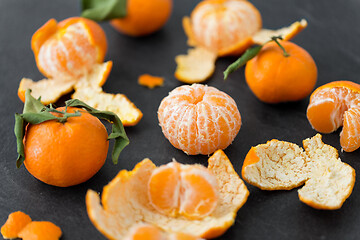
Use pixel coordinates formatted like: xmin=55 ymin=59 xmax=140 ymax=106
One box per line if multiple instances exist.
xmin=242 ymin=140 xmax=310 ymax=190
xmin=298 ymin=134 xmax=355 ymax=209
xmin=86 ymin=150 xmax=249 ymax=239
xmin=242 ymin=134 xmax=355 ymax=209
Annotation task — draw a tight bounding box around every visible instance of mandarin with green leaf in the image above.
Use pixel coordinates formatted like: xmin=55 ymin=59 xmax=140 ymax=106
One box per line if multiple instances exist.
xmin=15 ymin=90 xmax=129 ymax=187
xmin=23 ymin=106 xmax=109 ymax=187
xmin=245 ymin=40 xmax=317 ymax=103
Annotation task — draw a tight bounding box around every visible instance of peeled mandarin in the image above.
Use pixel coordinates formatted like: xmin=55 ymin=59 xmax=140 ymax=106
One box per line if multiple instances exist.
xmin=158 ymin=84 xmax=241 ymax=155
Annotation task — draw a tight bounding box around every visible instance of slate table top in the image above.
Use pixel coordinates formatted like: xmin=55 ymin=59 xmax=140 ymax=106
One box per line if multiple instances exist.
xmin=1 ymin=0 xmax=360 ymax=239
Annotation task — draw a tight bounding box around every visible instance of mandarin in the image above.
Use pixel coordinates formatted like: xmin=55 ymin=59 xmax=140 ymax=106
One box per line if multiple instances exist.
xmin=245 ymin=40 xmax=317 ymax=103
xmin=110 ymin=0 xmax=172 ymax=37
xmin=307 ymin=81 xmax=360 ymax=152
xmin=24 ymin=107 xmax=109 ymax=187
xmin=86 ymin=150 xmax=249 ymax=239
xmin=32 ymin=17 xmax=107 ymax=79
xmin=183 ymin=0 xmax=262 ymax=56
xmin=158 ymin=84 xmax=241 ymax=155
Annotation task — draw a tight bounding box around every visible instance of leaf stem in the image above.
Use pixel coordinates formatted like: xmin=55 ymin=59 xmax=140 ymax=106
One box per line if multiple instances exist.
xmin=271 ymin=36 xmax=290 ymax=57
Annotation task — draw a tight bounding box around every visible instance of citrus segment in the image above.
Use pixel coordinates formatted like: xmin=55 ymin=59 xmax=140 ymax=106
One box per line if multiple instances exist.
xmin=124 ymin=223 xmax=204 ymax=240
xmin=148 ymin=162 xmax=181 ymax=217
xmin=1 ymin=211 xmax=32 ymax=239
xmin=125 ymin=223 xmax=165 ymax=240
xmin=24 ymin=107 xmax=109 ymax=187
xmin=158 ymin=84 xmax=241 ymax=155
xmin=307 ymin=81 xmax=360 ymax=151
xmin=245 ymin=40 xmax=317 ymax=103
xmin=110 ymin=0 xmax=172 ymax=37
xmin=171 ymin=232 xmax=204 ymax=240
xmin=340 ymin=107 xmax=360 ymax=152
xmin=148 ymin=162 xmax=218 ymax=220
xmin=138 ymin=74 xmax=164 ymax=89
xmin=242 ymin=134 xmax=355 ymax=209
xmin=174 ymin=47 xmax=217 ymax=83
xmin=179 ymin=165 xmax=218 ymax=219
xmin=32 ymin=17 xmax=107 ymax=79
xmin=86 ymin=150 xmax=249 ymax=239
xmin=18 ymin=221 xmax=62 ymax=240
xmin=242 ymin=139 xmax=310 ymax=190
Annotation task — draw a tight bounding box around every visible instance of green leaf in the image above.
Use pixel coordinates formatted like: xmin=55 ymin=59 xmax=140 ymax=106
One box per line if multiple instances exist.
xmin=14 ymin=92 xmax=129 ymax=168
xmin=21 ymin=112 xmax=59 ymax=124
xmin=65 ymin=99 xmax=129 ymax=164
xmin=23 ymin=89 xmax=45 ymax=114
xmin=81 ymin=0 xmax=127 ymax=21
xmin=14 ymin=114 xmax=25 ymax=168
xmin=223 ymin=45 xmax=263 ymax=80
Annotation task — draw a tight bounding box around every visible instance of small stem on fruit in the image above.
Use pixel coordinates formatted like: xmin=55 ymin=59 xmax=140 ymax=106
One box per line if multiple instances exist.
xmin=271 ymin=36 xmax=290 ymax=57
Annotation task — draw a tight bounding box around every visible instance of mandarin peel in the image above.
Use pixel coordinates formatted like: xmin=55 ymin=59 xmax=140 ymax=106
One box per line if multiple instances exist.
xmin=1 ymin=211 xmax=32 ymax=239
xmin=18 ymin=61 xmax=112 ymax=105
xmin=307 ymin=80 xmax=360 ymax=152
xmin=158 ymin=84 xmax=241 ymax=155
xmin=86 ymin=150 xmax=249 ymax=239
xmin=174 ymin=47 xmax=217 ymax=83
xmin=138 ymin=74 xmax=164 ymax=89
xmin=242 ymin=134 xmax=355 ymax=210
xmin=1 ymin=211 xmax=62 ymax=240
xmin=18 ymin=221 xmax=62 ymax=240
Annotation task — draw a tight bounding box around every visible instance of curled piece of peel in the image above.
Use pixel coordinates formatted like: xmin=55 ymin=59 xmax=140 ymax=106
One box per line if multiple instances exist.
xmin=86 ymin=150 xmax=249 ymax=239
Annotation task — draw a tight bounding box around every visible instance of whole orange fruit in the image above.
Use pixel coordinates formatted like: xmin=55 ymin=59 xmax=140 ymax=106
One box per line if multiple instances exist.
xmin=110 ymin=0 xmax=172 ymax=37
xmin=23 ymin=107 xmax=109 ymax=187
xmin=245 ymin=40 xmax=317 ymax=103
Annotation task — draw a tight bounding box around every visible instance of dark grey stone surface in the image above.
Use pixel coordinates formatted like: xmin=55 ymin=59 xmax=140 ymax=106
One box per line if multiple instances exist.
xmin=0 ymin=0 xmax=360 ymax=239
